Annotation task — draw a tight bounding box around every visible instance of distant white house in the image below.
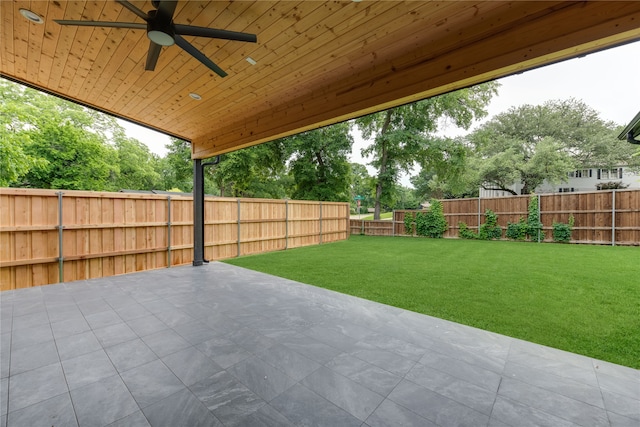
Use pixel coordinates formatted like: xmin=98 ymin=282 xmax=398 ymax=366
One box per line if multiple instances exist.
xmin=480 ymin=166 xmax=640 ymax=197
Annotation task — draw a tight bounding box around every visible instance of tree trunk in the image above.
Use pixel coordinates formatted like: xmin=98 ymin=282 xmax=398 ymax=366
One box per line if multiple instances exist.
xmin=374 ymin=111 xmax=393 ymax=220
xmin=315 ymin=151 xmax=326 ymax=185
xmin=374 ymin=180 xmax=383 ymax=220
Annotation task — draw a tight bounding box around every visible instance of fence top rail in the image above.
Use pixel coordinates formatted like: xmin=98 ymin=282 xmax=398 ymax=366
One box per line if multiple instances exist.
xmin=286 ymin=200 xmax=347 ymax=206
xmin=0 ymin=188 xmax=191 ymax=200
xmin=0 ymin=188 xmax=349 ymax=207
xmin=539 ymin=188 xmax=638 ymax=196
xmin=435 ymin=189 xmax=640 ymax=203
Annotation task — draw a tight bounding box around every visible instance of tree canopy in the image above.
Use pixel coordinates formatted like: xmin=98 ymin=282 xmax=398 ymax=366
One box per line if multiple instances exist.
xmin=3 ymin=78 xmax=636 ymax=207
xmin=355 ymin=82 xmax=498 ymax=218
xmin=467 ymin=99 xmax=639 ymax=195
xmin=284 ymin=123 xmax=353 ymax=202
xmin=1 ymin=79 xmax=158 ymax=191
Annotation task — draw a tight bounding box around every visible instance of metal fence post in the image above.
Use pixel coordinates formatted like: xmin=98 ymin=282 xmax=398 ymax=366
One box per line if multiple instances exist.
xmin=319 ymin=202 xmax=323 ymax=244
xmin=612 ymin=190 xmax=616 ymax=246
xmin=237 ymin=199 xmax=241 ymax=257
xmin=167 ymin=196 xmax=172 ymax=268
xmin=57 ymin=191 xmax=64 ymax=283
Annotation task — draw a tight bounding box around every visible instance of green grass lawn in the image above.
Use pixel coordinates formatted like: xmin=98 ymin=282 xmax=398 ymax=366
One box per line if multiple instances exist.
xmin=358 ymin=212 xmax=393 ymax=220
xmin=225 ymin=235 xmax=640 ymax=368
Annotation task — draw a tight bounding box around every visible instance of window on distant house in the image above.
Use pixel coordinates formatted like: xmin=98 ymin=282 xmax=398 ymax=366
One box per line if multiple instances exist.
xmin=571 ymin=170 xmax=591 ymax=178
xmin=598 ymin=168 xmax=623 ymax=180
xmin=612 ymin=168 xmax=622 ymax=179
xmin=558 ymin=187 xmax=575 ymax=193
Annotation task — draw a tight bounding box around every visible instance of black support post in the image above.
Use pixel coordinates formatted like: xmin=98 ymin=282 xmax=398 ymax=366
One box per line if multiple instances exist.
xmin=193 ymin=156 xmax=221 ymax=267
xmin=193 ymin=158 xmax=205 ymax=266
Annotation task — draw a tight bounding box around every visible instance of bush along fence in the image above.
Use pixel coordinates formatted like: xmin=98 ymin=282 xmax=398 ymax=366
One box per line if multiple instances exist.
xmin=350 ymin=189 xmax=640 ymax=246
xmin=0 ymin=188 xmax=349 ymax=290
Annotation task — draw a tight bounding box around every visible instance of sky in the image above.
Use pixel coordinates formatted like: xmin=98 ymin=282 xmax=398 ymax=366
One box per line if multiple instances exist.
xmin=123 ymin=40 xmax=640 ymax=175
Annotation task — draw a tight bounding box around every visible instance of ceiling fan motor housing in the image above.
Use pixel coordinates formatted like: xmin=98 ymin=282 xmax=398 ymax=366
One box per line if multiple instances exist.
xmin=147 ymin=9 xmax=175 ymax=46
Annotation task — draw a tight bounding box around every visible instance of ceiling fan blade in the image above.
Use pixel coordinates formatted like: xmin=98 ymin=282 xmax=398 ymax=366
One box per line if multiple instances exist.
xmin=54 ymin=20 xmax=146 ymax=30
xmin=115 ymin=0 xmax=148 ymax=20
xmin=174 ymin=24 xmax=257 ymax=43
xmin=145 ymin=42 xmax=162 ymax=71
xmin=174 ymin=34 xmax=227 ymax=78
xmin=156 ymin=0 xmax=178 ymax=22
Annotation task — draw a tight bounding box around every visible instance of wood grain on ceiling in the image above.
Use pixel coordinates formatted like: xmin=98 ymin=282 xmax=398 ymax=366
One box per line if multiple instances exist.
xmin=2 ymin=1 xmax=639 ymax=159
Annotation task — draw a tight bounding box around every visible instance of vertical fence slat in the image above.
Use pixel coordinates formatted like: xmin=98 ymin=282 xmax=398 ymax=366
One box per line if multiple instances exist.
xmin=167 ymin=196 xmax=172 ymax=268
xmin=477 ymin=197 xmax=481 ymax=233
xmin=237 ymin=199 xmax=241 ymax=257
xmin=57 ymin=191 xmax=64 ymax=283
xmin=537 ymin=194 xmax=541 ymax=243
xmin=612 ymin=190 xmax=616 ymax=246
xmin=319 ymin=202 xmax=323 ymax=244
xmin=285 ymin=200 xmax=289 ymax=250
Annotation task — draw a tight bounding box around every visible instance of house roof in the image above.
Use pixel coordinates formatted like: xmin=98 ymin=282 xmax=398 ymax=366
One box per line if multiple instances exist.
xmin=618 ymin=111 xmax=640 ymax=140
xmin=2 ymin=1 xmax=640 ymax=159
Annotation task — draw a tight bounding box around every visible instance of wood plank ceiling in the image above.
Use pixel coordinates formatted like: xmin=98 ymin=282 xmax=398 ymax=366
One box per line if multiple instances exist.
xmin=2 ymin=1 xmax=640 ymax=159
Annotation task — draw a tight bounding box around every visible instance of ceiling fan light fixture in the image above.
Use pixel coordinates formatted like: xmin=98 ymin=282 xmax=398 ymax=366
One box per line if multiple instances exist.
xmin=148 ymin=30 xmax=175 ymax=46
xmin=19 ymin=9 xmax=44 ymax=24
xmin=147 ymin=15 xmax=175 ymax=46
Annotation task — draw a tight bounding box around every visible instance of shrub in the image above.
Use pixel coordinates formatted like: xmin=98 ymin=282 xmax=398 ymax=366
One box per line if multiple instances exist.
xmin=506 ymin=217 xmax=528 ymax=240
xmin=403 ymin=212 xmax=415 ymax=235
xmin=478 ymin=209 xmax=502 ymax=240
xmin=416 ymin=199 xmax=447 ymax=238
xmin=458 ymin=222 xmax=477 ymax=239
xmin=527 ymin=195 xmax=545 ymax=242
xmin=459 ymin=209 xmax=501 ymax=240
xmin=596 ymin=181 xmax=628 ymax=190
xmin=553 ymin=214 xmax=575 ymax=243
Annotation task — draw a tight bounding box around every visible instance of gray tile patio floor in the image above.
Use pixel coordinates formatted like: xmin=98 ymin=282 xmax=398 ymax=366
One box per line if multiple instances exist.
xmin=1 ymin=263 xmax=638 ymax=427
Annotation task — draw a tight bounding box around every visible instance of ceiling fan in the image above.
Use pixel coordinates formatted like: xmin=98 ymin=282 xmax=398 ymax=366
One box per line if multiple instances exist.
xmin=54 ymin=0 xmax=257 ymax=77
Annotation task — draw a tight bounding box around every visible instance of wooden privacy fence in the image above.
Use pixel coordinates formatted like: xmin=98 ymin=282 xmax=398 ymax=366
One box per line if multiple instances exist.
xmin=0 ymin=188 xmax=349 ymax=290
xmin=350 ymin=189 xmax=640 ymax=245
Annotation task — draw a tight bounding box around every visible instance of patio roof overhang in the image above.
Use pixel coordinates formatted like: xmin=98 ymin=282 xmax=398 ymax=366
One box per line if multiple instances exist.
xmin=2 ymin=1 xmax=640 ymax=159
xmin=618 ymin=111 xmax=640 ymax=143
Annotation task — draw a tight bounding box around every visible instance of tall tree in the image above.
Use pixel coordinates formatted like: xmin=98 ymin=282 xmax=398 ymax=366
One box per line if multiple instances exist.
xmin=112 ymin=131 xmax=161 ymax=191
xmin=356 ymin=83 xmax=498 ymax=219
xmin=468 ymin=99 xmax=637 ymax=195
xmin=349 ymin=162 xmax=374 ymax=210
xmin=213 ymin=140 xmax=287 ymax=198
xmin=1 ymin=78 xmax=159 ymax=191
xmin=285 ymin=123 xmax=353 ymax=201
xmin=22 ymin=123 xmax=118 ymax=190
xmin=158 ymin=138 xmax=197 ymax=192
xmin=1 ymin=80 xmax=49 ymax=186
xmin=411 ymin=165 xmax=479 ymax=200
